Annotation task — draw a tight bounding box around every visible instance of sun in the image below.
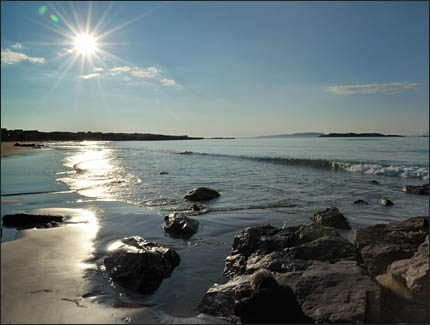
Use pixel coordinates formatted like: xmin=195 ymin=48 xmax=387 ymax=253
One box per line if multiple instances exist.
xmin=73 ymin=34 xmax=97 ymax=55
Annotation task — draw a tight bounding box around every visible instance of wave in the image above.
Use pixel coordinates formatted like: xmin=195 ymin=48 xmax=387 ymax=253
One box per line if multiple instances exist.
xmin=195 ymin=153 xmax=429 ymax=180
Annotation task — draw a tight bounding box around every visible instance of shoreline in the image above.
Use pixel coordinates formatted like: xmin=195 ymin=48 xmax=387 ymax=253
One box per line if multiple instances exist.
xmin=1 ymin=141 xmax=47 ymax=158
xmin=1 ymin=208 xmax=158 ymax=324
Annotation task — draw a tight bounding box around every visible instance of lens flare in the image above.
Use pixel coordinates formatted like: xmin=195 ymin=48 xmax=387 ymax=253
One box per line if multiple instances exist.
xmin=50 ymin=14 xmax=60 ymax=23
xmin=38 ymin=6 xmax=47 ymax=15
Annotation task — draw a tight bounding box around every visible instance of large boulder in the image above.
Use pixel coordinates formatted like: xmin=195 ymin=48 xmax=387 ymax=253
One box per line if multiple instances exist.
xmin=293 ymin=261 xmax=382 ymax=323
xmin=184 ymin=187 xmax=220 ymax=201
xmin=312 ymin=207 xmax=351 ymax=230
xmin=104 ymin=236 xmax=180 ymax=294
xmin=163 ymin=213 xmax=199 ymax=237
xmin=197 ymin=275 xmax=251 ymax=325
xmin=224 ymin=223 xmax=360 ymax=278
xmin=376 ymin=235 xmax=429 ymax=324
xmin=355 ymin=216 xmax=429 ymax=276
xmin=2 ymin=213 xmax=64 ymax=229
xmin=402 ymin=184 xmax=429 ymax=195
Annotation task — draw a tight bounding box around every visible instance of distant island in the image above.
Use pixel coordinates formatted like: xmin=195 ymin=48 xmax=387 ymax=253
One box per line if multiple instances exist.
xmin=319 ymin=133 xmax=404 ymax=137
xmin=255 ymin=132 xmax=324 ymax=138
xmin=1 ymin=128 xmax=203 ymax=142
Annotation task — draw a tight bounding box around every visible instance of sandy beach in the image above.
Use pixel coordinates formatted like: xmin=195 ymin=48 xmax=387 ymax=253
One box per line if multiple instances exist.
xmin=1 ymin=208 xmax=159 ymax=324
xmin=1 ymin=142 xmax=47 ymax=158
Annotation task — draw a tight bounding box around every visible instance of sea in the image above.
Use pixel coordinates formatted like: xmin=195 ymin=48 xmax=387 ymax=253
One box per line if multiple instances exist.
xmin=1 ymin=136 xmax=429 ymax=318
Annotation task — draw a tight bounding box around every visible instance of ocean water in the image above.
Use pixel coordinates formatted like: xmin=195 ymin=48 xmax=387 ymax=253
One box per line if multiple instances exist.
xmin=1 ymin=137 xmax=429 ymax=318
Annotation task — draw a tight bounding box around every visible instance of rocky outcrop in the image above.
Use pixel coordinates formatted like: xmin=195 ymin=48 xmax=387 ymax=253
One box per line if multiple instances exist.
xmin=199 ymin=223 xmax=382 ymax=324
xmin=402 ymin=184 xmax=429 ymax=195
xmin=312 ymin=207 xmax=351 ymax=229
xmin=355 ymin=216 xmax=429 ymax=277
xmin=104 ymin=236 xmax=180 ymax=294
xmin=379 ymin=198 xmax=394 ymax=206
xmin=163 ymin=213 xmax=199 ymax=237
xmin=376 ymin=235 xmax=429 ymax=323
xmin=184 ymin=187 xmax=220 ymax=201
xmin=2 ymin=213 xmax=64 ymax=229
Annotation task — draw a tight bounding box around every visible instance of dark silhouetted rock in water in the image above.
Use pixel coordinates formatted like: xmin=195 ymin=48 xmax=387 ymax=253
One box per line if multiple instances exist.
xmin=369 ymin=180 xmax=380 ymax=184
xmin=2 ymin=213 xmax=64 ymax=229
xmin=355 ymin=216 xmax=429 ymax=277
xmin=379 ymin=198 xmax=394 ymax=206
xmin=402 ymin=184 xmax=429 ymax=195
xmin=198 ymin=223 xmax=383 ymax=324
xmin=354 ymin=199 xmax=369 ymax=205
xmin=312 ymin=207 xmax=351 ymax=230
xmin=104 ymin=236 xmax=180 ymax=294
xmin=159 ymin=171 xmax=168 ymax=175
xmin=163 ymin=213 xmax=199 ymax=236
xmin=184 ymin=187 xmax=220 ymax=201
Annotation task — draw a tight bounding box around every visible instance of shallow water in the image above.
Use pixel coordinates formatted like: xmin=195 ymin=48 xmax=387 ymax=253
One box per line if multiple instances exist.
xmin=1 ymin=137 xmax=429 ymax=318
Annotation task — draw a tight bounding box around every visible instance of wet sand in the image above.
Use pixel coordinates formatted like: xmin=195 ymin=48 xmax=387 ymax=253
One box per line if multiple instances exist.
xmin=1 ymin=208 xmax=158 ymax=324
xmin=1 ymin=142 xmax=47 ymax=158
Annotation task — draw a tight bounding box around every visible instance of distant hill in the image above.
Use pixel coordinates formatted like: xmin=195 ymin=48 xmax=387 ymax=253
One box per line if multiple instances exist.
xmin=319 ymin=133 xmax=404 ymax=138
xmin=255 ymin=132 xmax=324 ymax=138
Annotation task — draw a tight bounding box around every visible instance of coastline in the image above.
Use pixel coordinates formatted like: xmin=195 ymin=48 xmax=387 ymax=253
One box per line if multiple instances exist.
xmin=1 ymin=141 xmax=47 ymax=158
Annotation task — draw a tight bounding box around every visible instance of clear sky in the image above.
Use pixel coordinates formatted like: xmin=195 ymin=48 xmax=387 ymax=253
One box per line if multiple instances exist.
xmin=1 ymin=1 xmax=429 ymax=137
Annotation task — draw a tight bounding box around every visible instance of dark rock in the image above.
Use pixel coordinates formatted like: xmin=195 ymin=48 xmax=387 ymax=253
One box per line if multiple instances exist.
xmin=202 ymin=261 xmax=383 ymax=324
xmin=355 ymin=216 xmax=429 ymax=276
xmin=312 ymin=207 xmax=351 ymax=229
xmin=104 ymin=236 xmax=180 ymax=294
xmin=294 ymin=261 xmax=383 ymax=323
xmin=376 ymin=235 xmax=429 ymax=323
xmin=369 ymin=180 xmax=380 ymax=184
xmin=2 ymin=213 xmax=64 ymax=229
xmin=159 ymin=171 xmax=168 ymax=175
xmin=224 ymin=223 xmax=360 ymax=278
xmin=402 ymin=184 xmax=429 ymax=195
xmin=354 ymin=199 xmax=369 ymax=205
xmin=184 ymin=187 xmax=220 ymax=201
xmin=379 ymin=198 xmax=394 ymax=206
xmin=197 ymin=275 xmax=251 ymax=324
xmin=163 ymin=213 xmax=199 ymax=236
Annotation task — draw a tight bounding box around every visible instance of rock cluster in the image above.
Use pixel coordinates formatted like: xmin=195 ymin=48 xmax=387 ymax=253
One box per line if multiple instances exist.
xmin=198 ymin=223 xmax=380 ymax=324
xmin=2 ymin=213 xmax=63 ymax=229
xmin=104 ymin=236 xmax=180 ymax=294
xmin=355 ymin=217 xmax=429 ymax=323
xmin=198 ymin=216 xmax=429 ymax=324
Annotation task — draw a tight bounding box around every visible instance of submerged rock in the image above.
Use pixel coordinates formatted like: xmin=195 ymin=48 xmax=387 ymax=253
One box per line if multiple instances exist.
xmin=184 ymin=187 xmax=220 ymax=201
xmin=2 ymin=213 xmax=64 ymax=229
xmin=369 ymin=180 xmax=380 ymax=185
xmin=355 ymin=216 xmax=429 ymax=277
xmin=379 ymin=198 xmax=394 ymax=206
xmin=163 ymin=213 xmax=199 ymax=236
xmin=104 ymin=236 xmax=180 ymax=294
xmin=354 ymin=199 xmax=369 ymax=205
xmin=402 ymin=184 xmax=429 ymax=195
xmin=312 ymin=207 xmax=351 ymax=229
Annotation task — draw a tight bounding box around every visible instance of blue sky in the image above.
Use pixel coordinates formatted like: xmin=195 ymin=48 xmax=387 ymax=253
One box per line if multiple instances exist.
xmin=1 ymin=1 xmax=428 ymax=137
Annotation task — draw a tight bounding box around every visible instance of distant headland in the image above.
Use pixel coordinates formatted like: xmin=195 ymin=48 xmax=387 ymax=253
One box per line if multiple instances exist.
xmin=1 ymin=128 xmax=203 ymax=142
xmin=319 ymin=133 xmax=404 ymax=137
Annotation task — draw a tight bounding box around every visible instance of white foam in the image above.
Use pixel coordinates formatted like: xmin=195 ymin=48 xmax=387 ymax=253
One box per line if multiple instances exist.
xmin=331 ymin=162 xmax=429 ymax=180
